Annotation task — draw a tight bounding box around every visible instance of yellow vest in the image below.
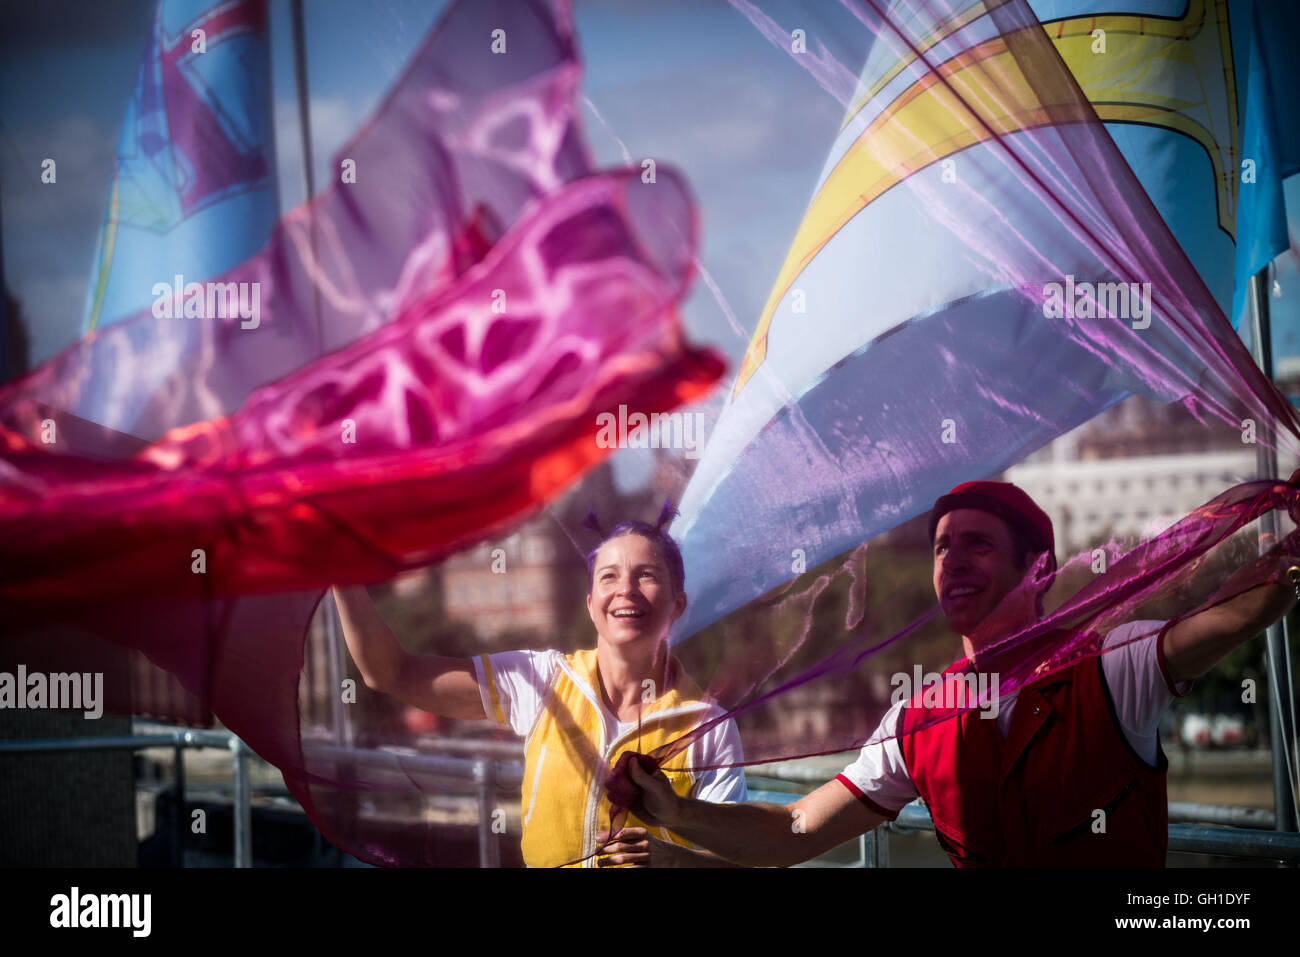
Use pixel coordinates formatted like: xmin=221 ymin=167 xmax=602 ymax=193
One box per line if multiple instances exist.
xmin=484 ymin=648 xmax=716 ymax=867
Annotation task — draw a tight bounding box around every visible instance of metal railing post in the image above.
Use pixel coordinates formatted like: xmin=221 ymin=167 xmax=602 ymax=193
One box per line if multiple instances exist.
xmin=230 ymin=736 xmax=251 ymax=868
xmin=1246 ymin=266 xmax=1300 ymax=837
xmin=863 ymin=827 xmax=889 ymax=868
xmin=322 ymin=591 xmax=352 ymax=748
xmin=474 ymin=758 xmax=499 ymax=868
xmin=173 ymin=743 xmax=185 ymax=868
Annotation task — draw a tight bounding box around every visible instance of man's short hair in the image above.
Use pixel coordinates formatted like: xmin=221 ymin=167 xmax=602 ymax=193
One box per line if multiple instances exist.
xmin=928 ymin=480 xmax=1056 ymax=572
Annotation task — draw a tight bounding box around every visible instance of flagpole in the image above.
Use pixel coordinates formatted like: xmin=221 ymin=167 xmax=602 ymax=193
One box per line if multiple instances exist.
xmin=289 ymin=0 xmax=321 ymax=351
xmin=0 ymin=187 xmax=7 ymax=379
xmin=289 ymin=0 xmax=351 ymax=750
xmin=1247 ymin=266 xmax=1300 ymax=836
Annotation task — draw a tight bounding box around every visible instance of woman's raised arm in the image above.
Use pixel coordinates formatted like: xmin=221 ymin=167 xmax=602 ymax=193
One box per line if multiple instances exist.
xmin=331 ymin=585 xmax=485 ymax=720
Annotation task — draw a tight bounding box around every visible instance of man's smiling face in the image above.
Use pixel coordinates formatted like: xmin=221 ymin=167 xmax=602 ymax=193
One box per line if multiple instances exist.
xmin=932 ymin=508 xmax=1030 ymax=638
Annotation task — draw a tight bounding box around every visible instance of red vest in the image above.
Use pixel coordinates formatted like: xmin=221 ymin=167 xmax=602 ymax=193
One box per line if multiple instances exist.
xmin=899 ymin=654 xmax=1169 ymax=867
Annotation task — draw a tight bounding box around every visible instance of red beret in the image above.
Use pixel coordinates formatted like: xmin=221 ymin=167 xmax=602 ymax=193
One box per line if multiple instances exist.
xmin=928 ymin=480 xmax=1054 ymax=559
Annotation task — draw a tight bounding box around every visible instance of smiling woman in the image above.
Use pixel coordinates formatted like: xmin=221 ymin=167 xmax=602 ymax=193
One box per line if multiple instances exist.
xmin=330 ymin=505 xmax=746 ymax=868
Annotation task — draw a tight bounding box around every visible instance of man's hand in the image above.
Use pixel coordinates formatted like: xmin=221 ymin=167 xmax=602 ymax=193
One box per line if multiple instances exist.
xmin=626 ymin=757 xmax=683 ymax=828
xmin=1162 ymin=520 xmax=1300 ymax=685
xmin=1284 ymin=468 xmax=1300 ymax=526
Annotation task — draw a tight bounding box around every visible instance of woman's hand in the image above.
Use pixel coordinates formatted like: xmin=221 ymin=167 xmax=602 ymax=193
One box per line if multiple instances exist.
xmin=595 ymin=827 xmax=678 ymax=867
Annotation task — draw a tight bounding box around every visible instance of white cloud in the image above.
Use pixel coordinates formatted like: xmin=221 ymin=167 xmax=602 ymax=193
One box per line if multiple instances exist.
xmin=273 ymin=95 xmax=363 ymax=209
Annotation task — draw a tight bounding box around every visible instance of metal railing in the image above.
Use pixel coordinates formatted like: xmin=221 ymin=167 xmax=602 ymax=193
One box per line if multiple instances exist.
xmin=4 ymin=728 xmax=1297 ymax=866
xmin=301 ymin=739 xmax=522 ymax=868
xmin=749 ymin=762 xmax=1300 ymax=866
xmin=0 ymin=726 xmax=254 ymax=866
xmin=873 ymin=800 xmax=1300 ymax=864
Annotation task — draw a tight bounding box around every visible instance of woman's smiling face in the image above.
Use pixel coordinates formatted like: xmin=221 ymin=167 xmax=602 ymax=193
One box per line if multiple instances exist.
xmin=587 ymin=533 xmax=687 ymax=647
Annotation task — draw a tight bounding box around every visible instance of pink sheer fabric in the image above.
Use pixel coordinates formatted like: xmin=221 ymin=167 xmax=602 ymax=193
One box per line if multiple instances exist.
xmin=0 ymin=0 xmax=722 ymax=864
xmin=650 ymin=480 xmax=1299 ymax=772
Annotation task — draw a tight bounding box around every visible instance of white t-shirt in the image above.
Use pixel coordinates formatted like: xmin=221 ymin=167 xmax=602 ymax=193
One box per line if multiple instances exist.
xmin=838 ymin=620 xmax=1191 ymax=817
xmin=472 ymin=649 xmax=748 ymax=804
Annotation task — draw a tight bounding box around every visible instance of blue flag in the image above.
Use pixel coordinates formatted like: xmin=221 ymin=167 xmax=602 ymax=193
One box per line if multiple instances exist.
xmin=83 ymin=0 xmax=275 ymax=334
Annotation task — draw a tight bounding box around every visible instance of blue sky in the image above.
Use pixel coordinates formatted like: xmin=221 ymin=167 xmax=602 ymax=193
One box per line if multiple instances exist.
xmin=0 ymin=0 xmax=850 ymax=371
xmin=2 ymin=0 xmax=1298 ymax=378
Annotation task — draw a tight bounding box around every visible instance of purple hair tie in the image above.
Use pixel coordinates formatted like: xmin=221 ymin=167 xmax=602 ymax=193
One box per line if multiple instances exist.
xmin=654 ymin=500 xmax=679 ymax=531
xmin=582 ymin=508 xmax=606 ymax=539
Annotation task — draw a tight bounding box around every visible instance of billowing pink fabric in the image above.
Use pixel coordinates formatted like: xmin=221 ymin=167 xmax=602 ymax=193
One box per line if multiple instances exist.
xmin=0 ymin=0 xmax=722 ymax=863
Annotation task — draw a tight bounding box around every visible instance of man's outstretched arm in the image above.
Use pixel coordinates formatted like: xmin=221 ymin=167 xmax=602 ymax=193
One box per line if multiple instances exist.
xmin=1162 ymin=528 xmax=1300 ymax=685
xmin=625 ymin=761 xmax=884 ymax=867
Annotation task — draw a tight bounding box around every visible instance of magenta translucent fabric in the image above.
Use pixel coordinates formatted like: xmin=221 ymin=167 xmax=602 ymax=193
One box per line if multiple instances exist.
xmin=641 ymin=480 xmax=1300 ymax=771
xmin=0 ymin=0 xmax=723 ymax=863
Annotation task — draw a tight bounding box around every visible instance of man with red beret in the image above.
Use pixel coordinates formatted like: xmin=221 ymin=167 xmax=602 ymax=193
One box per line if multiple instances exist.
xmin=614 ymin=480 xmax=1300 ymax=867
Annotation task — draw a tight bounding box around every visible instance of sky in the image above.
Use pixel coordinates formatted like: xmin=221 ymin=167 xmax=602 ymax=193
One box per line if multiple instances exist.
xmin=0 ymin=0 xmax=853 ymax=372
xmin=2 ymin=0 xmax=1298 ymax=394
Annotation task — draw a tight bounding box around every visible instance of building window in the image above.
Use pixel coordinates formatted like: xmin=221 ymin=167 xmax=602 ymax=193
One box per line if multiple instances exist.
xmin=524 ymin=539 xmax=553 ymax=563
